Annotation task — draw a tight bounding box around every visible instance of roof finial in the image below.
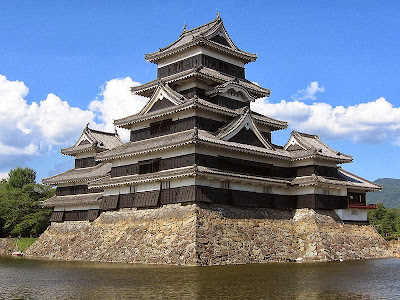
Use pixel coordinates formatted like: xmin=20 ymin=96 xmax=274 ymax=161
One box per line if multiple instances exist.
xmin=182 ymin=23 xmax=187 ymax=33
xmin=216 ymin=10 xmax=220 ymax=19
xmin=86 ymin=122 xmax=90 ymax=129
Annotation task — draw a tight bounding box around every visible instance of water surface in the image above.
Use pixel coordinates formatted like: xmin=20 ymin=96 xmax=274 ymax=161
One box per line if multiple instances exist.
xmin=0 ymin=256 xmax=399 ymax=299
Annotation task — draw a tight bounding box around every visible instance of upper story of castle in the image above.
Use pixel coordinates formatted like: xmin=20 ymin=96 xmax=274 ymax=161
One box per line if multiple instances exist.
xmin=131 ymin=15 xmax=269 ymax=111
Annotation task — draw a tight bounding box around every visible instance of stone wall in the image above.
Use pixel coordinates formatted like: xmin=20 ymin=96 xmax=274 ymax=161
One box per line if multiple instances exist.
xmin=0 ymin=238 xmax=17 ymax=255
xmin=26 ymin=204 xmax=394 ymax=266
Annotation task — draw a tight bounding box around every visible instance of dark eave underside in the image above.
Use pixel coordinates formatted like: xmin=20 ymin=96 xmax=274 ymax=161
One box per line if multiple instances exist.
xmin=130 ymin=67 xmax=270 ymax=99
xmin=95 ymin=128 xmax=352 ymax=164
xmin=114 ymin=99 xmax=287 ymax=131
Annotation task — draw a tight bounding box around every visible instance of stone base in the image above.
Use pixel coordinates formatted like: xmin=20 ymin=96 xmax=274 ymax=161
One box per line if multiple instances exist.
xmin=26 ymin=204 xmax=394 ymax=266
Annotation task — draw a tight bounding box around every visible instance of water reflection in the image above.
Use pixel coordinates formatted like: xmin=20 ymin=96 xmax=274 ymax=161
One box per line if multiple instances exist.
xmin=0 ymin=257 xmax=398 ymax=300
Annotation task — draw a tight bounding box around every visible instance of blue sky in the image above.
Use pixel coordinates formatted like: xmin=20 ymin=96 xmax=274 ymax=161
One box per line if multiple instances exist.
xmin=0 ymin=0 xmax=399 ymax=182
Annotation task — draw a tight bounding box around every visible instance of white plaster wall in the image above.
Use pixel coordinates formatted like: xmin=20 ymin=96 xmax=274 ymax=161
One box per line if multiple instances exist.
xmin=335 ymin=209 xmax=368 ymax=222
xmin=104 ymin=186 xmax=122 ymax=195
xmin=291 ymin=186 xmax=316 ymax=195
xmin=170 ymin=177 xmax=195 ymax=188
xmin=76 ymin=151 xmax=96 ymax=159
xmin=136 ymin=182 xmax=161 ymax=192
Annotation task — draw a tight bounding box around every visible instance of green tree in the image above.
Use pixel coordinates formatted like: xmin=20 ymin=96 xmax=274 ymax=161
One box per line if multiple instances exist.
xmin=368 ymin=203 xmax=400 ymax=240
xmin=7 ymin=167 xmax=36 ymax=189
xmin=0 ymin=168 xmax=54 ymax=238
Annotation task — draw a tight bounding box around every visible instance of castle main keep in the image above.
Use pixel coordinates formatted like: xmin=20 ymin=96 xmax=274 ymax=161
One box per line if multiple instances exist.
xmin=30 ymin=16 xmax=392 ymax=265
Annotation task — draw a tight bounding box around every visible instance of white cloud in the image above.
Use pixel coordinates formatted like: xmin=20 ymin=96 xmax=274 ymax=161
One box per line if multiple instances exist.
xmin=0 ymin=172 xmax=8 ymax=180
xmin=252 ymin=96 xmax=400 ymax=145
xmin=89 ymin=77 xmax=148 ymax=141
xmin=291 ymin=81 xmax=325 ymax=101
xmin=0 ymin=142 xmax=39 ymax=156
xmin=0 ymin=74 xmax=148 ymax=173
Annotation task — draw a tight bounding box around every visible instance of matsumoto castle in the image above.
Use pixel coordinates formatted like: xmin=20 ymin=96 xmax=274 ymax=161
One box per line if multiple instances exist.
xmin=42 ymin=15 xmax=380 ymax=224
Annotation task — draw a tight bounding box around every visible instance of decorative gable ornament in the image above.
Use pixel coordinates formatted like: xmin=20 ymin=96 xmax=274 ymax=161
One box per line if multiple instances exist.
xmin=217 ymin=109 xmax=273 ymax=149
xmin=138 ymin=83 xmax=186 ymax=115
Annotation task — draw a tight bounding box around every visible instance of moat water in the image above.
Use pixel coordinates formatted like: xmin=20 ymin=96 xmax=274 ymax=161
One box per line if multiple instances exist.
xmin=0 ymin=257 xmax=399 ymax=300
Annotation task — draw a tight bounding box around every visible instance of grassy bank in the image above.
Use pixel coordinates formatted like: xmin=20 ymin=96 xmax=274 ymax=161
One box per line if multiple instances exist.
xmin=16 ymin=238 xmax=37 ymax=251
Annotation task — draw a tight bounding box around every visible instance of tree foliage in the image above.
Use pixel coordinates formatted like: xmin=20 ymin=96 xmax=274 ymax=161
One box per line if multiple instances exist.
xmin=8 ymin=167 xmax=36 ymax=189
xmin=0 ymin=167 xmax=54 ymax=238
xmin=368 ymin=203 xmax=400 ymax=240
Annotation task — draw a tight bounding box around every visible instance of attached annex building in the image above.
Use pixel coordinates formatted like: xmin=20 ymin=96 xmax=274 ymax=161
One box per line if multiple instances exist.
xmin=42 ymin=16 xmax=379 ymax=224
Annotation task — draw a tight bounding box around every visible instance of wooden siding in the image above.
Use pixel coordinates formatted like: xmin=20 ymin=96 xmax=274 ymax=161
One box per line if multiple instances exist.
xmin=157 ymin=54 xmax=245 ymax=79
xmin=50 ymin=211 xmax=64 ymax=222
xmin=130 ymin=116 xmax=224 ymax=142
xmin=160 ymin=186 xmax=196 ymax=205
xmin=297 ymin=165 xmax=340 ymax=178
xmin=51 ymin=187 xmax=349 ymax=223
xmin=207 ymin=95 xmax=249 ymax=110
xmin=111 ymin=153 xmax=300 ymax=179
xmin=297 ymin=194 xmax=348 ymax=209
xmin=111 ymin=154 xmax=196 ymax=177
xmin=100 ymin=195 xmax=119 ymax=211
xmin=178 ymin=87 xmax=207 ymax=99
xmin=75 ymin=157 xmax=97 ymax=169
xmin=56 ymin=185 xmax=103 ymax=196
xmin=63 ymin=210 xmax=88 ymax=221
xmin=210 ymin=34 xmax=231 ymax=47
xmin=228 ymin=127 xmax=265 ymax=148
xmin=148 ymin=99 xmax=175 ymax=113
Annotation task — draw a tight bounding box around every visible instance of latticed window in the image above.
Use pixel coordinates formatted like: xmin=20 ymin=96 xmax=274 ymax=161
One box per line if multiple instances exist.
xmin=139 ymin=159 xmax=160 ymax=174
xmin=161 ymin=181 xmax=170 ymax=189
xmin=263 ymin=186 xmax=272 ymax=194
xmin=150 ymin=119 xmax=173 ymax=135
xmin=220 ymin=181 xmax=230 ymax=189
xmin=130 ymin=185 xmax=137 ymax=193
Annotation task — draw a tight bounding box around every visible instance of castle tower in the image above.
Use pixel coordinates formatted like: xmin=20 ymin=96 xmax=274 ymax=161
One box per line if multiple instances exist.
xmin=32 ymin=16 xmax=392 ymax=266
xmin=82 ymin=16 xmax=379 ymax=219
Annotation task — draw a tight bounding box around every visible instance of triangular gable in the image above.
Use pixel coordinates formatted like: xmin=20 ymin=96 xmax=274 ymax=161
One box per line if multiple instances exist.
xmin=283 ymin=133 xmax=308 ymax=151
xmin=206 ymin=81 xmax=256 ymax=102
xmin=75 ymin=127 xmax=96 ymax=147
xmin=139 ymin=83 xmax=185 ymax=115
xmin=206 ymin=20 xmax=238 ymax=50
xmin=217 ymin=110 xmax=273 ymax=149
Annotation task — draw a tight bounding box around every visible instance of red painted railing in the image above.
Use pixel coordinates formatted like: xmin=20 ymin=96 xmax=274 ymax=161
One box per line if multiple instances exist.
xmin=348 ymin=203 xmax=378 ymax=209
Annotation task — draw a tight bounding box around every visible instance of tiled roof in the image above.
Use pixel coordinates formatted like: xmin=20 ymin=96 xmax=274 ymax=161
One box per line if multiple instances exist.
xmin=338 ymin=168 xmax=382 ymax=190
xmin=196 ymin=166 xmax=291 ymax=187
xmin=205 ymin=80 xmax=258 ymax=101
xmin=284 ymin=131 xmax=353 ymax=163
xmin=145 ymin=16 xmax=257 ymax=64
xmin=89 ymin=166 xmax=196 ymax=188
xmin=96 ymin=130 xmax=196 ymax=161
xmin=291 ymin=169 xmax=381 ymax=191
xmin=137 ymin=83 xmax=186 ymax=116
xmin=61 ymin=126 xmax=123 ymax=156
xmin=114 ymin=97 xmax=286 ymax=131
xmin=40 ymin=193 xmax=103 ymax=207
xmin=216 ymin=108 xmax=274 ymax=150
xmin=89 ymin=165 xmax=291 ymax=189
xmin=130 ymin=66 xmax=269 ymax=98
xmin=42 ymin=162 xmax=112 ymax=185
xmin=96 ymin=128 xmax=350 ymax=164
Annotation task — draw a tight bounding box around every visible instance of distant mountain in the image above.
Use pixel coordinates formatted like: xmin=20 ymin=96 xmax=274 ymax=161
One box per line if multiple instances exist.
xmin=367 ymin=178 xmax=400 ymax=208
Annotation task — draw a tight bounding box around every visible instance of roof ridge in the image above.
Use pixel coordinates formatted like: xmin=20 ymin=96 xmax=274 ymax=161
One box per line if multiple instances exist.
xmin=157 ymin=17 xmax=221 ymax=53
xmin=181 ymin=16 xmax=220 ymax=36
